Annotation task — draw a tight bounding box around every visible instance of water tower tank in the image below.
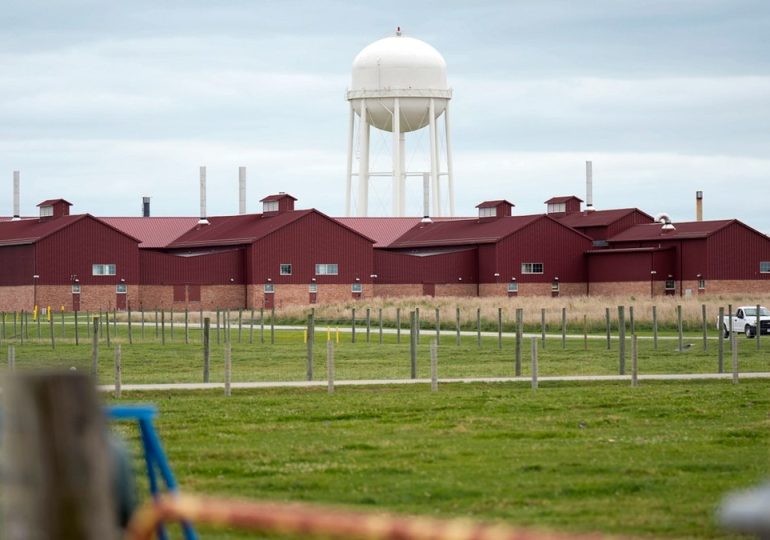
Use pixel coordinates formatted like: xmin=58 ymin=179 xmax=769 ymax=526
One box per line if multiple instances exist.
xmin=348 ymin=33 xmax=450 ymax=132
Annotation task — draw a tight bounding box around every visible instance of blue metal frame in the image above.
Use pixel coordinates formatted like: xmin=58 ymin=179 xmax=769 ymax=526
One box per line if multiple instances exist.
xmin=108 ymin=405 xmax=198 ymax=540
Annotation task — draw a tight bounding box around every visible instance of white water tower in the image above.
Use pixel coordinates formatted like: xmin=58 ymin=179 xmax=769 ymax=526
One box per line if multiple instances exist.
xmin=345 ymin=28 xmax=455 ymax=217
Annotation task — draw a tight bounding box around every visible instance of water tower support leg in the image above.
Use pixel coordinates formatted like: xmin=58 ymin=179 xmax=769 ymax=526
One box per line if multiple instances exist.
xmin=357 ymin=100 xmax=370 ymax=216
xmin=429 ymin=98 xmax=440 ymax=217
xmin=445 ymin=101 xmax=455 ymax=216
xmin=399 ymin=133 xmax=406 ymax=215
xmin=392 ymin=97 xmax=401 ymax=216
xmin=345 ymin=104 xmax=355 ymax=216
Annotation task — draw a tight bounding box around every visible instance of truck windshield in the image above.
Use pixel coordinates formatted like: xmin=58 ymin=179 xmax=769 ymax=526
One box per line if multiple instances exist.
xmin=744 ymin=307 xmax=770 ymax=317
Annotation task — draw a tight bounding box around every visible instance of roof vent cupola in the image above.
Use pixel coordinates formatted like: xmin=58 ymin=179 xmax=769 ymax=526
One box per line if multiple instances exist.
xmin=261 ymin=193 xmax=297 ymax=215
xmin=36 ymin=199 xmax=72 ymax=220
xmin=476 ymin=200 xmax=514 ymax=220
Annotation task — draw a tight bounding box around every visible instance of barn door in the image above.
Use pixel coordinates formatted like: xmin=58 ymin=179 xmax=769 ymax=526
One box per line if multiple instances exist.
xmin=72 ymin=293 xmax=80 ymax=312
xmin=264 ymin=292 xmax=274 ymax=309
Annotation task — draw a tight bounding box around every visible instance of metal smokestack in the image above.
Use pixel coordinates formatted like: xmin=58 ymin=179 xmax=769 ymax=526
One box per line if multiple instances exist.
xmin=12 ymin=170 xmax=20 ymax=221
xmin=142 ymin=196 xmax=151 ymax=218
xmin=238 ymin=166 xmax=246 ymax=214
xmin=198 ymin=166 xmax=209 ymax=225
xmin=585 ymin=161 xmax=594 ymax=212
xmin=421 ymin=172 xmax=432 ymax=223
xmin=696 ymin=190 xmax=703 ymax=222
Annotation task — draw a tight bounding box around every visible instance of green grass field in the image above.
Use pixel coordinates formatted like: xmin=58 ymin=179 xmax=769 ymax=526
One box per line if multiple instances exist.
xmin=109 ymin=380 xmax=768 ymax=539
xmin=3 ymin=317 xmax=768 ymax=539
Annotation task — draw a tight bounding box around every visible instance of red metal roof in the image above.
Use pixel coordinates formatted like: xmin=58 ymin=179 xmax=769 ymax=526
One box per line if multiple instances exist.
xmin=335 ymin=218 xmax=423 ymax=247
xmin=388 ymin=214 xmax=552 ymax=248
xmin=260 ymin=193 xmax=297 ymax=202
xmin=167 ymin=210 xmax=316 ymax=248
xmin=556 ymin=208 xmax=652 ymax=228
xmin=545 ymin=195 xmax=583 ymax=204
xmin=37 ymin=198 xmax=73 ymax=207
xmin=0 ymin=214 xmax=87 ymax=246
xmin=476 ymin=199 xmax=514 ymax=208
xmin=608 ymin=220 xmax=735 ymax=242
xmin=101 ymin=217 xmax=199 ymax=248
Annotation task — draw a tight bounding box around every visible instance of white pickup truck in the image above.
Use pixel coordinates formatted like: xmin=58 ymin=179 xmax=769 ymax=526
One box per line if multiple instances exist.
xmin=718 ymin=306 xmax=770 ymax=338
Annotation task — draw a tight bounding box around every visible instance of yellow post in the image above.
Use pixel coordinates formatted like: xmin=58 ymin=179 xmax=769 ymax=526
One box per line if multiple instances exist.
xmin=47 ymin=306 xmax=52 ymax=321
xmin=303 ymin=329 xmax=307 ymax=344
xmin=336 ymin=327 xmax=340 ymax=344
xmin=33 ymin=305 xmax=38 ymax=321
xmin=60 ymin=305 xmax=64 ymax=312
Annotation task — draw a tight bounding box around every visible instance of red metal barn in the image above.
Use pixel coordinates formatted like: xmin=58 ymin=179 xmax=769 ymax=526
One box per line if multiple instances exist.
xmin=378 ymin=201 xmax=593 ymax=297
xmin=0 ymin=205 xmax=140 ymax=311
xmin=162 ymin=195 xmax=375 ymax=308
xmin=554 ymin=206 xmax=655 ymax=242
xmin=605 ymin=219 xmax=770 ymax=295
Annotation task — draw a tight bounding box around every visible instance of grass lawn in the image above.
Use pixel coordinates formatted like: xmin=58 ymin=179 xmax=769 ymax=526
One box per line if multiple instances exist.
xmin=109 ymin=380 xmax=769 ymax=539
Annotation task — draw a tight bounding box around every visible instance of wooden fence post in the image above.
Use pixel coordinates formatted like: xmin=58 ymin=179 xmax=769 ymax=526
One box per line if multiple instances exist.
xmin=416 ymin=307 xmax=421 ymax=344
xmin=652 ymin=305 xmax=658 ymax=350
xmin=629 ymin=306 xmax=635 ymax=337
xmin=105 ymin=310 xmax=111 ymax=348
xmin=677 ymin=304 xmax=684 ymax=352
xmin=605 ymin=307 xmax=611 ymax=350
xmin=476 ymin=307 xmax=481 ymax=347
xmin=224 ymin=342 xmax=232 ymax=397
xmin=583 ymin=314 xmax=588 ymax=351
xmin=351 ymin=307 xmax=356 ymax=343
xmin=702 ymin=304 xmax=708 ymax=352
xmin=728 ymin=303 xmax=733 ymax=352
xmin=756 ymin=303 xmax=761 ymax=350
xmin=435 ymin=307 xmax=440 ymax=346
xmin=327 ymin=340 xmax=335 ymax=394
xmin=430 ymin=340 xmax=438 ymax=392
xmin=7 ymin=344 xmax=15 ymax=371
xmin=238 ymin=308 xmax=243 ymax=343
xmin=170 ymin=308 xmax=174 ymax=340
xmin=455 ymin=306 xmax=461 ymax=346
xmin=497 ymin=307 xmax=503 ymax=350
xmin=306 ymin=313 xmax=314 ymax=381
xmin=731 ymin=330 xmax=738 ymax=384
xmin=249 ymin=308 xmax=255 ymax=344
xmin=631 ymin=335 xmax=638 ymax=387
xmin=541 ymin=308 xmax=547 ymax=349
xmin=1 ymin=372 xmax=120 ymax=539
xmin=184 ymin=309 xmax=189 ymax=345
xmin=718 ymin=307 xmax=725 ymax=373
xmin=396 ymin=307 xmax=401 ymax=344
xmin=216 ymin=309 xmax=221 ymax=345
xmin=561 ymin=307 xmax=566 ymax=350
xmin=379 ymin=308 xmax=384 ymax=344
xmin=365 ymin=308 xmax=371 ymax=343
xmin=531 ymin=337 xmax=538 ymax=389
xmin=91 ymin=317 xmax=99 ymax=377
xmin=203 ymin=317 xmax=210 ymax=383
xmin=515 ymin=308 xmax=523 ymax=376
xmin=140 ymin=307 xmax=144 ymax=339
xmin=126 ymin=307 xmax=132 ymax=345
xmin=49 ymin=316 xmax=55 ymax=350
xmin=410 ymin=311 xmax=417 ymax=379
xmin=259 ymin=307 xmax=265 ymax=344
xmin=60 ymin=307 xmax=65 ymax=338
xmin=270 ymin=306 xmax=275 ymax=345
xmin=618 ymin=306 xmax=626 ymax=375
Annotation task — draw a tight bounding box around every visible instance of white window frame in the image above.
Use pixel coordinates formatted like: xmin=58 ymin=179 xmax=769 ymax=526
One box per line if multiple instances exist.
xmin=92 ymin=264 xmax=116 ymax=276
xmin=551 ymin=281 xmax=560 ymax=293
xmin=547 ymin=202 xmax=566 ymax=214
xmin=263 ymin=200 xmax=278 ymax=212
xmin=351 ymin=282 xmax=363 ymax=293
xmin=698 ymin=278 xmax=705 ymax=290
xmin=116 ymin=283 xmax=127 ymax=294
xmin=309 ymin=282 xmax=318 ymax=293
xmin=665 ymin=278 xmax=676 ymax=290
xmin=264 ymin=283 xmax=275 ymax=293
xmin=507 ymin=282 xmax=518 ymax=293
xmin=280 ymin=263 xmax=292 ymax=275
xmin=521 ymin=262 xmax=544 ymax=274
xmin=71 ymin=284 xmax=81 ymax=294
xmin=40 ymin=205 xmax=53 ymax=217
xmin=315 ymin=263 xmax=339 ymax=275
xmin=761 ymin=261 xmax=770 ymax=273
xmin=478 ymin=207 xmax=496 ymax=218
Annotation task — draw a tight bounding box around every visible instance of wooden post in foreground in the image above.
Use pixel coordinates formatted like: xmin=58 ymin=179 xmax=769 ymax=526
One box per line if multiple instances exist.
xmin=676 ymin=304 xmax=684 ymax=352
xmin=410 ymin=311 xmax=417 ymax=379
xmin=718 ymin=307 xmax=725 ymax=373
xmin=306 ymin=313 xmax=314 ymax=381
xmin=631 ymin=335 xmax=638 ymax=387
xmin=731 ymin=331 xmax=738 ymax=384
xmin=515 ymin=308 xmax=523 ymax=377
xmin=530 ymin=337 xmax=538 ymax=389
xmin=652 ymin=305 xmax=658 ymax=350
xmin=618 ymin=306 xmax=626 ymax=375
xmin=605 ymin=307 xmax=611 ymax=350
xmin=224 ymin=342 xmax=232 ymax=397
xmin=1 ymin=372 xmax=119 ymax=539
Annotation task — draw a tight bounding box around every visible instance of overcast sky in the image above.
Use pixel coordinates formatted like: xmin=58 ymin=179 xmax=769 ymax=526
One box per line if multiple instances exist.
xmin=2 ymin=1 xmax=769 ymax=231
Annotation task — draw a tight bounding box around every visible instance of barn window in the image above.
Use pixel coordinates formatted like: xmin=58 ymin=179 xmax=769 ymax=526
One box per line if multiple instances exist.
xmin=507 ymin=282 xmax=518 ymax=293
xmin=263 ymin=200 xmax=278 ymax=213
xmin=71 ymin=284 xmax=81 ymax=294
xmin=351 ymin=282 xmax=363 ymax=293
xmin=547 ymin=203 xmax=566 ymax=214
xmin=478 ymin=207 xmax=496 ymax=218
xmin=116 ymin=283 xmax=127 ymax=294
xmin=698 ymin=278 xmax=706 ymax=290
xmin=521 ymin=262 xmax=544 ymax=274
xmin=315 ymin=263 xmax=339 ymax=275
xmin=264 ymin=283 xmax=274 ymax=293
xmin=761 ymin=261 xmax=770 ymax=273
xmin=665 ymin=279 xmax=675 ymax=290
xmin=92 ymin=264 xmax=116 ymax=276
xmin=39 ymin=205 xmax=53 ymax=217
xmin=280 ymin=264 xmax=292 ymax=275
xmin=551 ymin=281 xmax=560 ymax=293
xmin=309 ymin=282 xmax=318 ymax=293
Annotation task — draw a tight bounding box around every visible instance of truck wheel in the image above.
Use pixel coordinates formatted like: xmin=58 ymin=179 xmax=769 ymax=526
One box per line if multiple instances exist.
xmin=745 ymin=325 xmax=755 ymax=339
